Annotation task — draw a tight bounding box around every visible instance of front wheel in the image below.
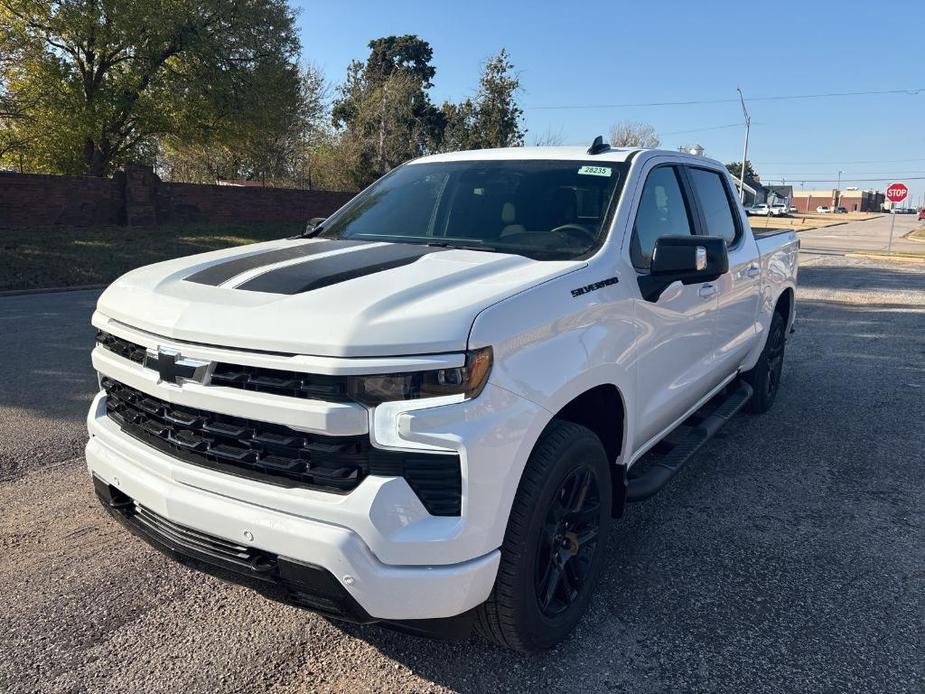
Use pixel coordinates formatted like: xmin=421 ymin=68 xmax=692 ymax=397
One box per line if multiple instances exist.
xmin=475 ymin=421 xmax=611 ymax=652
xmin=743 ymin=310 xmax=787 ymax=414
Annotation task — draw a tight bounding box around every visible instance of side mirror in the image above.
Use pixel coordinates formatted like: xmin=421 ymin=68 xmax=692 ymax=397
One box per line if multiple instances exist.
xmin=304 ymin=217 xmax=326 ymax=236
xmin=638 ymin=235 xmax=728 ymax=302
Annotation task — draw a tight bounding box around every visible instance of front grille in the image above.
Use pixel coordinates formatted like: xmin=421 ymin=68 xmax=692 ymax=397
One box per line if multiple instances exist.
xmin=97 ymin=330 xmax=146 ymax=364
xmin=97 ymin=331 xmax=349 ymax=401
xmin=101 ymin=378 xmax=461 ymax=515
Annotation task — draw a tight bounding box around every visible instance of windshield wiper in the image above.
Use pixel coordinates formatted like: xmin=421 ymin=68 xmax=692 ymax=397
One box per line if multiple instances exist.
xmin=425 ymin=240 xmax=499 ymax=252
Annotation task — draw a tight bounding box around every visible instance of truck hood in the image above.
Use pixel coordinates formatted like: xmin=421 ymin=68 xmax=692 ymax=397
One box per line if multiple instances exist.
xmin=96 ymin=238 xmax=584 ymax=357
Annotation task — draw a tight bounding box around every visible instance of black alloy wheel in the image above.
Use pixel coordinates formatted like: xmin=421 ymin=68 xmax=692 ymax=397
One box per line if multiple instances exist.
xmin=535 ymin=466 xmax=602 ymax=617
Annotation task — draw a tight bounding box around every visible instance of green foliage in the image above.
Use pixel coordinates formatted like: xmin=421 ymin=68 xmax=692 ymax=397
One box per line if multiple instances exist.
xmin=0 ymin=0 xmax=301 ymax=177
xmin=726 ymin=160 xmax=758 ymax=181
xmin=441 ymin=49 xmax=525 ymax=151
xmin=331 ymin=35 xmax=445 ymax=188
xmin=1 ymin=16 xmax=529 ymax=190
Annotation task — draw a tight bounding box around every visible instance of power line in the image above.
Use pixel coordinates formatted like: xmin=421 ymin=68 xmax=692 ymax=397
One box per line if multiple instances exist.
xmin=526 ymin=87 xmax=924 ymax=111
xmin=660 ymin=122 xmax=744 ymax=136
xmin=757 ymin=157 xmax=925 ymax=165
xmin=762 ymin=170 xmax=925 ymax=176
xmin=772 ymin=175 xmax=925 ymax=183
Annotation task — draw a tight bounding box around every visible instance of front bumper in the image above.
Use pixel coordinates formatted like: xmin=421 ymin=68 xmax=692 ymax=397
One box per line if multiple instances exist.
xmin=86 ymin=411 xmax=501 ymax=622
xmin=92 ymin=476 xmax=476 ymax=637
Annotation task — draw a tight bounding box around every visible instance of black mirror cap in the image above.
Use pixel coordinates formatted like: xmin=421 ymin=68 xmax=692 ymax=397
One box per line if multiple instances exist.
xmin=639 ymin=236 xmax=729 ymax=302
xmin=651 ymin=235 xmax=728 ymax=281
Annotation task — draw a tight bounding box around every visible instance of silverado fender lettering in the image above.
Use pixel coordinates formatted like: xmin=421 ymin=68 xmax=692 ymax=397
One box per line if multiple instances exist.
xmin=571 ymin=276 xmax=619 ymax=297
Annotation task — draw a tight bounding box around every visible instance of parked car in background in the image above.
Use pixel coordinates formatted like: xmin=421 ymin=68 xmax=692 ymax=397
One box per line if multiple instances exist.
xmin=834 ymin=207 xmax=848 ymax=214
xmin=747 ymin=203 xmax=780 ymax=216
xmin=816 ymin=206 xmax=831 ymax=213
xmin=788 ymin=206 xmax=798 ymax=214
xmin=917 ymin=208 xmax=925 ymax=220
xmin=770 ymin=204 xmax=788 ymax=216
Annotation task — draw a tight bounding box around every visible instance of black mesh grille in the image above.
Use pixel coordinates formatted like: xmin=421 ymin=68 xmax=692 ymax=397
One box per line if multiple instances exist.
xmin=101 ymin=378 xmax=461 ymax=514
xmin=97 ymin=330 xmax=146 ymax=364
xmin=96 ymin=331 xmax=349 ymax=401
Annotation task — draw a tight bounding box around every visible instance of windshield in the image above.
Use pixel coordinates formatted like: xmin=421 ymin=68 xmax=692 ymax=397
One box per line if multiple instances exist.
xmin=319 ymin=159 xmax=627 ymax=260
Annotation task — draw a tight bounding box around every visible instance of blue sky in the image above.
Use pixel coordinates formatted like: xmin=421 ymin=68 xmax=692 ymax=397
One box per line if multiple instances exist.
xmin=295 ymin=0 xmax=925 ymax=204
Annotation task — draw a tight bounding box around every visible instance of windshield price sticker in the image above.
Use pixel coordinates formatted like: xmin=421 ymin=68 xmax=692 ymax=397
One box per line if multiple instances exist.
xmin=578 ymin=165 xmax=611 ymax=177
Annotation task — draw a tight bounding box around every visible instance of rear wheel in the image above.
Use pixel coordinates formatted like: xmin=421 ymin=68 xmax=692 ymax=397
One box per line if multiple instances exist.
xmin=475 ymin=421 xmax=611 ymax=652
xmin=743 ymin=310 xmax=787 ymax=414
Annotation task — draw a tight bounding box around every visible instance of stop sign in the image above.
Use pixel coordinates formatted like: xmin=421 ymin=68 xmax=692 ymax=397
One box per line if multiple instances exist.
xmin=886 ymin=182 xmax=908 ymax=203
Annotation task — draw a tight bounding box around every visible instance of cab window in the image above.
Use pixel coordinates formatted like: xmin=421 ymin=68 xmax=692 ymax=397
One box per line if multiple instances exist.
xmin=687 ymin=167 xmax=739 ymax=246
xmin=630 ymin=166 xmax=694 ymax=270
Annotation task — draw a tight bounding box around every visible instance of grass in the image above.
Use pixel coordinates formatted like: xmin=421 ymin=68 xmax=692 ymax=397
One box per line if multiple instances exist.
xmin=909 ymin=225 xmax=925 ymax=242
xmin=0 ymin=222 xmax=304 ymax=291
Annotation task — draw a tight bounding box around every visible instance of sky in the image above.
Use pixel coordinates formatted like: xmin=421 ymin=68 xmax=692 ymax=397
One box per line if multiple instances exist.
xmin=294 ymin=0 xmax=925 ymax=205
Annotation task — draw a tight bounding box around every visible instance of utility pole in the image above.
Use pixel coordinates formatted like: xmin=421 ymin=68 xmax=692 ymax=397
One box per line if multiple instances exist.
xmin=835 ymin=170 xmax=843 ymax=209
xmin=737 ymin=88 xmax=751 ymax=204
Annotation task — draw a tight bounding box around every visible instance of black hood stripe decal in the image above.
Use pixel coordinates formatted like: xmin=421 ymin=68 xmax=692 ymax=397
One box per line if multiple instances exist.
xmin=185 ymin=239 xmax=370 ymax=287
xmin=235 ymin=243 xmax=443 ymax=295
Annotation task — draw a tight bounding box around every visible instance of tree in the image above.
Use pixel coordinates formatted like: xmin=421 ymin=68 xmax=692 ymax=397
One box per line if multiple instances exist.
xmin=0 ymin=0 xmax=301 ymax=176
xmin=332 ymin=35 xmax=444 ymax=187
xmin=609 ymin=121 xmax=660 ymax=148
xmin=532 ymin=127 xmax=565 ymax=146
xmin=471 ymin=49 xmax=524 ymax=148
xmin=726 ymin=160 xmax=758 ymax=181
xmin=440 ymin=48 xmax=525 ymax=152
xmin=160 ymin=63 xmax=326 ymax=186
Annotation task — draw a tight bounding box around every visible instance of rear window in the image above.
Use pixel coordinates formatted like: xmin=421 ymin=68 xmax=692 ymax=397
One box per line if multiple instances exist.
xmin=688 ymin=168 xmax=739 ymax=245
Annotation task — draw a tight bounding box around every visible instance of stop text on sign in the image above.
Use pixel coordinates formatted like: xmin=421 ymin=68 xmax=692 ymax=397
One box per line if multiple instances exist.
xmin=886 ymin=182 xmax=908 ymax=203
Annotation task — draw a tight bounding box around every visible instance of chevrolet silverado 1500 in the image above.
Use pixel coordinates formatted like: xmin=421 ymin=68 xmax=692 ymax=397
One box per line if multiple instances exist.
xmin=87 ymin=139 xmax=798 ymax=651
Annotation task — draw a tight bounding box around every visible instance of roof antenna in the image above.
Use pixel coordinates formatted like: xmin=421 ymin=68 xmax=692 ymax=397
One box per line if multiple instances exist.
xmin=587 ymin=135 xmax=610 ymax=155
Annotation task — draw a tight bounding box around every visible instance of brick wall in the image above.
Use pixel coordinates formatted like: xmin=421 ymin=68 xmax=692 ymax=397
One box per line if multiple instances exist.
xmin=156 ymin=181 xmax=354 ymax=226
xmin=0 ymin=172 xmax=123 ymax=227
xmin=0 ymin=166 xmax=355 ymax=229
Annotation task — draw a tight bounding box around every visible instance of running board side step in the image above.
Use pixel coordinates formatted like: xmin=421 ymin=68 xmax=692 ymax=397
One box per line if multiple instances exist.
xmin=626 ymin=381 xmax=754 ymax=502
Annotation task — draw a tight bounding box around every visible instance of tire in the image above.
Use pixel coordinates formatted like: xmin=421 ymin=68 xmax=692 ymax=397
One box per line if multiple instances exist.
xmin=475 ymin=420 xmax=611 ymax=652
xmin=743 ymin=310 xmax=787 ymax=414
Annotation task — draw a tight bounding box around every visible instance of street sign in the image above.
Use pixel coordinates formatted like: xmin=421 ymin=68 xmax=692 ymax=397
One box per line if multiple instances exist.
xmin=886 ymin=182 xmax=908 ymax=203
xmin=886 ymin=182 xmax=909 ymax=254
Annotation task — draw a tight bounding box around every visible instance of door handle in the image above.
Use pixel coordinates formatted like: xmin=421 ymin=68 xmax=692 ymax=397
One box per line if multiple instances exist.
xmin=698 ymin=283 xmax=718 ymax=299
xmin=745 ymin=264 xmax=760 ymax=278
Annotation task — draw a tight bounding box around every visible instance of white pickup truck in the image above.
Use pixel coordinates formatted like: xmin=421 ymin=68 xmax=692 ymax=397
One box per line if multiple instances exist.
xmin=87 ymin=139 xmax=798 ymax=651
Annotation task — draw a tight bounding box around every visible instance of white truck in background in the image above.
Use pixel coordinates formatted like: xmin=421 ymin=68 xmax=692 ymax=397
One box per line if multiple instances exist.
xmin=87 ymin=138 xmax=798 ymax=651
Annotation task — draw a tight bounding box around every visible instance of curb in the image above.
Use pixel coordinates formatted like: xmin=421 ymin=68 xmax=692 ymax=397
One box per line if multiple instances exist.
xmin=0 ymin=284 xmax=107 ymax=297
xmin=846 ymin=252 xmax=925 ymax=263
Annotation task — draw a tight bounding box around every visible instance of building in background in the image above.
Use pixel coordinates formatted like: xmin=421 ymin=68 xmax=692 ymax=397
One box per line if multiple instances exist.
xmin=739 ymin=177 xmax=766 ymax=207
xmin=790 ymin=188 xmax=884 ymax=212
xmin=765 ymin=185 xmax=793 ymax=208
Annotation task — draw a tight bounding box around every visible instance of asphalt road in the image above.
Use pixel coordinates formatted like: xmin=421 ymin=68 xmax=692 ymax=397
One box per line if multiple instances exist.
xmin=1 ymin=249 xmax=923 ymax=693
xmin=798 ymin=212 xmax=923 ymax=256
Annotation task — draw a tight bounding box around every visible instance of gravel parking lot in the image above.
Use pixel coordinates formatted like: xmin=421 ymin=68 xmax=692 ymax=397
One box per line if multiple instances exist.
xmin=1 ymin=251 xmax=922 ymax=694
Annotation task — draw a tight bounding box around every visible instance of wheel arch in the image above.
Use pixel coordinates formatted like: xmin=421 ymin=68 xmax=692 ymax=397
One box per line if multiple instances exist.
xmin=546 ymin=383 xmax=628 ymax=518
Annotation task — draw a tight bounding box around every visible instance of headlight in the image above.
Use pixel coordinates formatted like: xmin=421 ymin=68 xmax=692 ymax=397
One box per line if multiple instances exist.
xmin=347 ymin=346 xmax=493 ymax=406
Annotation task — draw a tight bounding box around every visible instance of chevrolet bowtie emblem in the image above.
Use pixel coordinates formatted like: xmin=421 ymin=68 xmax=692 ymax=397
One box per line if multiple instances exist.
xmin=144 ymin=347 xmax=210 ymax=386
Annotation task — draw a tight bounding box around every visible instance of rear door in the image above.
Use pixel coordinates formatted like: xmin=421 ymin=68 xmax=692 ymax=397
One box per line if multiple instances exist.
xmin=685 ymin=166 xmax=761 ymax=375
xmin=630 ymin=163 xmax=723 ymax=450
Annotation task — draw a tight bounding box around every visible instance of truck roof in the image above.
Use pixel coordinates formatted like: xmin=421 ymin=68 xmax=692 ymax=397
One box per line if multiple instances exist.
xmin=413 ymin=145 xmax=726 ymax=169
xmin=414 ymin=146 xmax=644 ymax=164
